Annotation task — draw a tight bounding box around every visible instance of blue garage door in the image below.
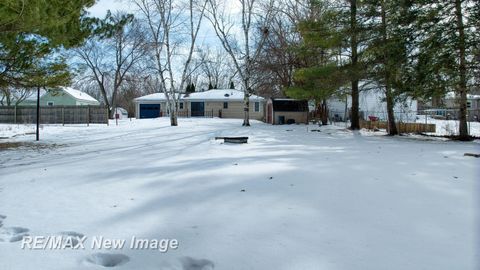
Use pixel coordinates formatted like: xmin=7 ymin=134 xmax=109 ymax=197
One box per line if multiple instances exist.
xmin=191 ymin=102 xmax=205 ymax=117
xmin=140 ymin=104 xmax=161 ymax=118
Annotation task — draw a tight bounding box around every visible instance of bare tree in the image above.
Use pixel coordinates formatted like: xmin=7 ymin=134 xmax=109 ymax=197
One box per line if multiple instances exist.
xmin=134 ymin=0 xmax=207 ymax=126
xmin=0 ymin=87 xmax=34 ymax=106
xmin=206 ymin=0 xmax=275 ymax=126
xmin=253 ymin=0 xmax=313 ymax=98
xmin=74 ymin=12 xmax=146 ymax=118
xmin=196 ymin=47 xmax=237 ymax=90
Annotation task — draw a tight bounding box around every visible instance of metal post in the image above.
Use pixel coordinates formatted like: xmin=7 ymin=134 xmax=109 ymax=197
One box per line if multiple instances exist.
xmin=62 ymin=107 xmax=65 ymax=126
xmin=14 ymin=105 xmax=17 ymax=124
xmin=87 ymin=106 xmax=90 ymax=127
xmin=36 ymin=87 xmax=40 ymax=141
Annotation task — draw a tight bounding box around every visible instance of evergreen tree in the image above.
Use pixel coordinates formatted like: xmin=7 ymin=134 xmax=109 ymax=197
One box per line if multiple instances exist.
xmin=0 ymin=0 xmax=94 ymax=89
xmin=229 ymin=81 xmax=235 ymax=89
xmin=334 ymin=0 xmax=367 ymax=130
xmin=208 ymin=82 xmax=214 ymax=90
xmin=362 ymin=0 xmax=412 ymax=135
xmin=286 ymin=4 xmax=347 ymax=125
xmin=407 ymin=0 xmax=478 ymax=140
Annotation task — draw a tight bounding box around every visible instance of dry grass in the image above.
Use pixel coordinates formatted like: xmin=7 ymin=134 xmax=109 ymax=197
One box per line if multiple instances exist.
xmin=0 ymin=141 xmax=64 ymax=151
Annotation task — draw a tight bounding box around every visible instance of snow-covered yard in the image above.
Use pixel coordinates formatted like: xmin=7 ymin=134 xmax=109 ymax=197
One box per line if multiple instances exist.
xmin=0 ymin=118 xmax=478 ymax=270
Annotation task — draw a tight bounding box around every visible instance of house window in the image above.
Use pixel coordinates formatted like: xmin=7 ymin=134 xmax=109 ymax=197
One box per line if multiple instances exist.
xmin=47 ymin=101 xmax=54 ymax=106
xmin=179 ymin=102 xmax=184 ymax=109
xmin=255 ymin=102 xmax=260 ymax=112
xmin=223 ymin=102 xmax=228 ymax=109
xmin=467 ymin=101 xmax=471 ymax=108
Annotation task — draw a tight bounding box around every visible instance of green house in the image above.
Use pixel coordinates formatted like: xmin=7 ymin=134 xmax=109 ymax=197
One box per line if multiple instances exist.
xmin=40 ymin=87 xmax=100 ymax=106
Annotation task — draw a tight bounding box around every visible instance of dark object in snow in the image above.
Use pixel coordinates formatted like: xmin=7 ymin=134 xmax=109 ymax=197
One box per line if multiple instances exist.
xmin=269 ymin=177 xmax=273 ymax=180
xmin=310 ymin=129 xmax=321 ymax=132
xmin=453 ymin=176 xmax=459 ymax=179
xmin=464 ymin=153 xmax=480 ymax=158
xmin=286 ymin=129 xmax=293 ymax=132
xmin=240 ymin=189 xmax=246 ymax=192
xmin=180 ymin=256 xmax=214 ymax=270
xmin=215 ymin=137 xmax=248 ymax=144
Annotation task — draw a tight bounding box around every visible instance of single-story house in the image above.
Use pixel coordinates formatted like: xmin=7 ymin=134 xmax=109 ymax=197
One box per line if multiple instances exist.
xmin=40 ymin=87 xmax=100 ymax=106
xmin=134 ymin=89 xmax=265 ymax=120
xmin=266 ymin=98 xmax=309 ymax=124
xmin=8 ymin=87 xmax=100 ymax=107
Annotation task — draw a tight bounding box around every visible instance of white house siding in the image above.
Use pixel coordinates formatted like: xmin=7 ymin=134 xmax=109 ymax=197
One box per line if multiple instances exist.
xmin=328 ymin=90 xmax=418 ymax=122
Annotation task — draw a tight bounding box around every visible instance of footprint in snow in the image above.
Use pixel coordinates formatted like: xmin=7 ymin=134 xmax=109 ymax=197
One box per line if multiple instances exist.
xmin=0 ymin=215 xmax=5 ymax=228
xmin=180 ymin=257 xmax=214 ymax=270
xmin=59 ymin=231 xmax=85 ymax=246
xmin=0 ymin=226 xmax=29 ymax=242
xmin=84 ymin=252 xmax=130 ymax=268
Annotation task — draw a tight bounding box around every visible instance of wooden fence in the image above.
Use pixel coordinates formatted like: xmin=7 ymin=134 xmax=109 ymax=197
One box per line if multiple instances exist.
xmin=360 ymin=120 xmax=436 ymax=133
xmin=0 ymin=106 xmax=109 ymax=125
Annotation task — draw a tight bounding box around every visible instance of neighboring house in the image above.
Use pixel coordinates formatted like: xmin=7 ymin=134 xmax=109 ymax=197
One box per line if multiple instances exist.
xmin=40 ymin=87 xmax=100 ymax=106
xmin=134 ymin=89 xmax=265 ymax=120
xmin=418 ymin=92 xmax=480 ymax=120
xmin=266 ymin=98 xmax=309 ymax=125
xmin=443 ymin=92 xmax=480 ymax=110
xmin=328 ymin=89 xmax=418 ymax=122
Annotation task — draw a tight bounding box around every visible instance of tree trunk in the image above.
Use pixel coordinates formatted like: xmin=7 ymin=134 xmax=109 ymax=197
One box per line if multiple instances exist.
xmin=454 ymin=0 xmax=469 ymax=140
xmin=243 ymin=92 xmax=250 ymax=126
xmin=170 ymin=110 xmax=178 ymax=126
xmin=385 ymin=85 xmax=398 ymax=135
xmin=321 ymin=99 xmax=328 ymax=125
xmin=351 ymin=80 xmax=360 ymax=129
xmin=381 ymin=0 xmax=397 ymax=135
xmin=350 ymin=0 xmax=360 ymax=130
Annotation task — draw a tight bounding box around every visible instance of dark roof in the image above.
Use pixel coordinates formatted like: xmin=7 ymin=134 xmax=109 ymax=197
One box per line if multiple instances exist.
xmin=271 ymin=99 xmax=308 ymax=112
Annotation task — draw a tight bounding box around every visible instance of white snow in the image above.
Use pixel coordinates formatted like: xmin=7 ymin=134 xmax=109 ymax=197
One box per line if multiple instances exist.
xmin=0 ymin=124 xmax=36 ymax=138
xmin=183 ymin=89 xmax=264 ymax=101
xmin=414 ymin=116 xmax=480 ymax=136
xmin=135 ymin=89 xmax=264 ymax=102
xmin=0 ymin=118 xmax=478 ymax=270
xmin=61 ymin=87 xmax=99 ymax=103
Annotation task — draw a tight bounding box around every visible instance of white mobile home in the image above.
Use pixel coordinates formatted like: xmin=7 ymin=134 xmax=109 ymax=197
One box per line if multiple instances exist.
xmin=328 ymin=89 xmax=418 ymax=122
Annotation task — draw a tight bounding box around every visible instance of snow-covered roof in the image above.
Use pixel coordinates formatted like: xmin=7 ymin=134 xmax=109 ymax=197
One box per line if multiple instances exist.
xmin=445 ymin=91 xmax=480 ymax=100
xmin=184 ymin=89 xmax=264 ymax=101
xmin=135 ymin=89 xmax=264 ymax=102
xmin=60 ymin=87 xmax=99 ymax=103
xmin=134 ymin=92 xmax=183 ymax=102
